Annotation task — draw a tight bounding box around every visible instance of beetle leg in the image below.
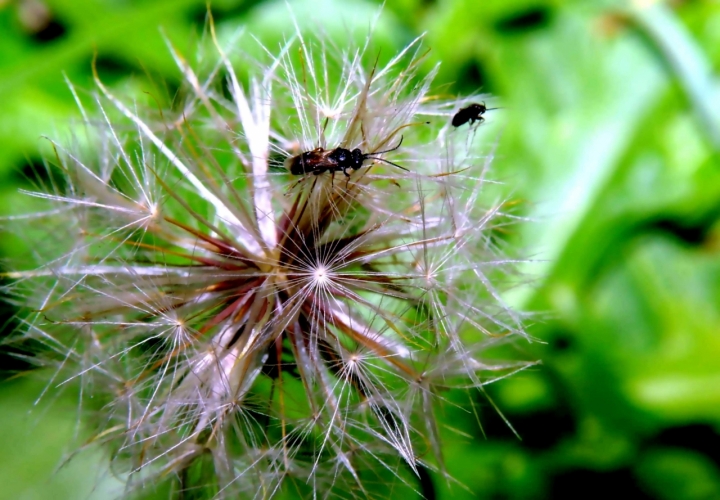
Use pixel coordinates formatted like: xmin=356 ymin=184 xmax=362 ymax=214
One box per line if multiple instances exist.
xmin=283 ymin=176 xmax=306 ymax=196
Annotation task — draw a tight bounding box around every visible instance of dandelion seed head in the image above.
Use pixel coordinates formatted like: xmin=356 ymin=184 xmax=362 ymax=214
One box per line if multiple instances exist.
xmin=3 ymin=19 xmax=535 ymax=500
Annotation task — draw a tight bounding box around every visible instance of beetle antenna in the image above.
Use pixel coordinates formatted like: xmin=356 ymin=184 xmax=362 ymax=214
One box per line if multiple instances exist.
xmin=366 ymin=157 xmax=409 ymax=172
xmin=371 ymin=135 xmax=404 ymax=155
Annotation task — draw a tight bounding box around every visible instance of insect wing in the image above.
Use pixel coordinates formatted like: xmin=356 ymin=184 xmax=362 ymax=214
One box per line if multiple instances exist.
xmin=451 ymin=110 xmax=468 ymax=127
xmin=285 ymin=148 xmax=334 ymax=175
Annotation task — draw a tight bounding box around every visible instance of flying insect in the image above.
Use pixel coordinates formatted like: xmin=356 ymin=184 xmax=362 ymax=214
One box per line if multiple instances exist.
xmin=285 ymin=137 xmax=406 ymax=177
xmin=451 ymin=102 xmax=498 ymax=127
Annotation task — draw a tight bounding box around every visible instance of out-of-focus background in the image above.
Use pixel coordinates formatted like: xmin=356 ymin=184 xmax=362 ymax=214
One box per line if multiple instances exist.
xmin=2 ymin=0 xmax=720 ymax=498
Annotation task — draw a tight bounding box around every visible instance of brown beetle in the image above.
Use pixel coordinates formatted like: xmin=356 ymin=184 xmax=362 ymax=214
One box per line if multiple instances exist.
xmin=451 ymin=102 xmax=498 ymax=127
xmin=285 ymin=137 xmax=406 ymax=177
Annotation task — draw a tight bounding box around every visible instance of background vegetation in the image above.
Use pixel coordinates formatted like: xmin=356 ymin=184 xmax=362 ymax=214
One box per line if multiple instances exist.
xmin=2 ymin=0 xmax=720 ymax=498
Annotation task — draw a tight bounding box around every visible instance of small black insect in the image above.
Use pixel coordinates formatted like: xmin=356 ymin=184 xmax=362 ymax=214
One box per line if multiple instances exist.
xmin=285 ymin=137 xmax=406 ymax=177
xmin=451 ymin=102 xmax=498 ymax=127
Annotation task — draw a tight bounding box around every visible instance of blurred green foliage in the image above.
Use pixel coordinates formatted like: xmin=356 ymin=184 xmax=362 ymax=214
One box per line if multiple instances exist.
xmin=2 ymin=0 xmax=720 ymax=498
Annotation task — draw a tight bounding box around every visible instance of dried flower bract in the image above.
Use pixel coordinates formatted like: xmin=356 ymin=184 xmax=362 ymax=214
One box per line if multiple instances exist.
xmin=3 ymin=20 xmax=533 ymax=500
